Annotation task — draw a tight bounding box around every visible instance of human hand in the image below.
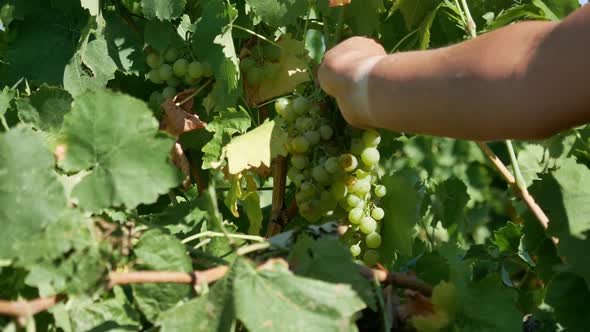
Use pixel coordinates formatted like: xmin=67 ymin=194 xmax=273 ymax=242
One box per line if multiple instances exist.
xmin=318 ymin=37 xmax=386 ymax=128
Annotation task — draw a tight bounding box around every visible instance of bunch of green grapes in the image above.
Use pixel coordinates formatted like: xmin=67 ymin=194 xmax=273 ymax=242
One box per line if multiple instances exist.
xmin=275 ymin=96 xmax=387 ymax=266
xmin=121 ymin=0 xmax=143 ymax=15
xmin=241 ymin=43 xmax=282 ymax=85
xmin=145 ymin=45 xmax=213 ymax=102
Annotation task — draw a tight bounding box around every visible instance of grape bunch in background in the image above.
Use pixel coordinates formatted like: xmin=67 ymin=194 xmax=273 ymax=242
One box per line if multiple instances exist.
xmin=275 ymin=96 xmax=387 ymax=266
xmin=145 ymin=45 xmax=213 ymax=102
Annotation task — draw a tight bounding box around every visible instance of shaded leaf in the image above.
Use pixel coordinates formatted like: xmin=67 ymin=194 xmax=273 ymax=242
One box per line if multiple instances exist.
xmin=142 ymin=0 xmax=186 ymax=20
xmin=246 ymin=0 xmax=309 ymax=27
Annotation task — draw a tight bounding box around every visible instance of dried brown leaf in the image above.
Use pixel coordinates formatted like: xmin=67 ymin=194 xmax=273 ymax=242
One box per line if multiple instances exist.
xmin=329 ymin=0 xmax=352 ymax=7
xmin=171 ymin=142 xmax=191 ymax=189
xmin=160 ymin=89 xmax=206 ymax=137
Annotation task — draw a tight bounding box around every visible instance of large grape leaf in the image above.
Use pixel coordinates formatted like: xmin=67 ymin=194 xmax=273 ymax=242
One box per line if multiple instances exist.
xmin=432 ymin=177 xmax=469 ymax=228
xmin=545 ymin=272 xmax=590 ymax=332
xmin=103 ymin=11 xmax=147 ymax=74
xmin=541 ymin=0 xmax=579 ymax=18
xmin=16 ymin=86 xmax=72 ymax=132
xmin=246 ymin=0 xmax=309 ymax=27
xmin=233 ymin=259 xmax=366 ymax=332
xmin=0 ymin=1 xmax=87 ymax=86
xmin=202 ymin=107 xmax=251 ymax=169
xmin=132 ymin=229 xmax=192 ymax=322
xmin=379 ymin=168 xmax=424 ymax=261
xmin=0 ymin=128 xmax=67 ymax=259
xmin=59 ymin=89 xmax=181 ymax=212
xmin=142 ymin=0 xmax=186 ymax=20
xmin=346 ymin=0 xmax=384 ymax=35
xmin=225 ymin=119 xmax=288 ymax=174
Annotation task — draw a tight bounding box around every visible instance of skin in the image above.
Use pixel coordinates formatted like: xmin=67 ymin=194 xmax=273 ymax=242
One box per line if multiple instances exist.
xmin=318 ymin=5 xmax=590 ymax=141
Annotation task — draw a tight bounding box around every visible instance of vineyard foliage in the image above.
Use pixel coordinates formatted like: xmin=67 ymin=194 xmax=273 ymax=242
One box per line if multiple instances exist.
xmin=0 ymin=0 xmax=589 ymax=331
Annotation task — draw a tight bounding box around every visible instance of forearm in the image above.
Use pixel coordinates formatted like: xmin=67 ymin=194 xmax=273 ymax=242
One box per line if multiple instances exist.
xmin=366 ymin=9 xmax=590 ymax=141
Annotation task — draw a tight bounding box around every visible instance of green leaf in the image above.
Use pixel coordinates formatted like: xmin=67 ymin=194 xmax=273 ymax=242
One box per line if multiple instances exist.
xmin=390 ymin=0 xmax=439 ymax=30
xmin=545 ymin=273 xmax=590 ymax=332
xmin=60 ymin=89 xmax=181 ymax=212
xmin=144 ymin=20 xmax=182 ymax=53
xmin=158 ymin=263 xmax=237 ymax=332
xmin=0 ymin=128 xmax=67 ymax=259
xmin=16 ymin=86 xmax=72 ymax=132
xmin=142 ymin=0 xmax=186 ymax=20
xmin=379 ymin=168 xmax=424 ymax=260
xmin=433 ymin=177 xmax=469 ymax=228
xmin=246 ymin=0 xmax=309 ymax=27
xmin=104 ymin=11 xmax=147 ymax=74
xmin=540 ymin=0 xmax=579 ymax=19
xmin=485 ymin=4 xmax=548 ymax=31
xmin=0 ymin=87 xmax=16 ymax=117
xmin=132 ymin=229 xmax=193 ymax=322
xmin=225 ymin=119 xmax=288 ymax=174
xmin=418 ymin=4 xmax=442 ymax=50
xmin=202 ymin=107 xmax=251 ymax=169
xmin=233 ymin=258 xmax=366 ymax=331
xmin=491 ymin=222 xmax=522 ymax=254
xmin=415 ymin=252 xmax=451 ymax=286
xmin=346 ymin=0 xmax=384 ymax=35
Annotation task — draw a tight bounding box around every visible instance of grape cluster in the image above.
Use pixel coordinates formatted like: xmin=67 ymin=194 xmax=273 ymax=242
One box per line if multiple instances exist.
xmin=275 ymin=96 xmax=387 ymax=265
xmin=145 ymin=46 xmax=213 ymax=102
xmin=241 ymin=44 xmax=282 ymax=86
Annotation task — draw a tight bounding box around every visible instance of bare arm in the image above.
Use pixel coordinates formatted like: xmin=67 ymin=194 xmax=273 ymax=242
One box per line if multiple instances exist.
xmin=318 ymin=5 xmax=590 ymax=141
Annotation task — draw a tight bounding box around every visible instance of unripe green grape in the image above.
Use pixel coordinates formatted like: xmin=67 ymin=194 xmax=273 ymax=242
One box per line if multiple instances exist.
xmin=162 ymin=86 xmax=176 ymax=99
xmin=149 ymin=91 xmax=163 ymax=105
xmin=355 ymin=169 xmax=370 ymax=180
xmin=167 ymin=77 xmax=180 ymax=87
xmin=350 ymin=244 xmax=361 ymax=257
xmin=324 ymin=157 xmax=341 ymax=174
xmin=374 ymin=185 xmax=387 ymax=198
xmin=339 ymin=154 xmax=358 ymax=172
xmin=188 ymin=61 xmax=203 ymax=79
xmin=371 ymin=207 xmax=385 ymax=220
xmin=148 ymin=69 xmax=163 ymax=84
xmin=320 ymin=191 xmax=338 ymax=211
xmin=345 ymin=175 xmax=357 ymax=189
xmin=360 ymin=217 xmax=377 ymax=234
xmin=351 ymin=138 xmax=364 ymax=155
xmin=263 ymin=44 xmax=282 ymax=62
xmin=291 ymin=154 xmax=307 ymax=170
xmin=274 ymin=97 xmax=291 ymax=116
xmin=291 ymin=136 xmax=310 ymax=153
xmin=184 ymin=74 xmax=198 ymax=85
xmin=281 ymin=106 xmax=297 ymax=122
xmin=348 ymin=208 xmax=363 ymax=224
xmin=350 ymin=179 xmax=371 ymax=195
xmin=330 ymin=181 xmax=347 ymax=200
xmin=246 ymin=67 xmax=263 ymax=85
xmin=164 ymin=47 xmax=179 ymax=62
xmin=361 ymin=147 xmax=380 ymax=166
xmin=173 ymin=58 xmax=189 ymax=77
xmin=146 ymin=52 xmax=162 ymax=69
xmin=293 ymin=173 xmax=306 ymax=187
xmin=304 ymin=130 xmax=320 ymax=146
xmin=346 ymin=194 xmax=362 ymax=208
xmin=363 ymin=250 xmax=379 ymax=266
xmin=300 ymin=182 xmax=316 ymax=197
xmin=292 ymin=96 xmax=311 ymax=115
xmin=362 ymin=129 xmax=381 ymax=147
xmin=202 ymin=63 xmax=214 ymax=77
xmin=312 ymin=165 xmax=330 ymax=184
xmin=159 ymin=64 xmax=173 ymax=81
xmin=365 ymin=232 xmax=382 ymax=249
xmin=295 ymin=117 xmax=314 ymax=131
xmin=299 ymin=200 xmax=322 ymax=222
xmin=320 ymin=125 xmax=333 ymax=140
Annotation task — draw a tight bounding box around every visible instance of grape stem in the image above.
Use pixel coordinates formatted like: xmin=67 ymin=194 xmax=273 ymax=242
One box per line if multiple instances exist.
xmin=182 ymin=231 xmax=265 ymax=244
xmin=175 ymin=78 xmax=213 ymax=107
xmin=266 ymin=156 xmax=288 ymax=237
xmin=0 ymin=259 xmax=433 ymax=320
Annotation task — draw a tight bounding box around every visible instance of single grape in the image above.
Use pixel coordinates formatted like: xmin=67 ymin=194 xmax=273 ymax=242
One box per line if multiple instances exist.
xmin=360 ymin=217 xmax=377 ymax=234
xmin=274 ymin=97 xmax=291 ymax=116
xmin=184 ymin=74 xmax=198 ymax=85
xmin=350 ymin=179 xmax=371 ymax=195
xmin=164 ymin=47 xmax=179 ymax=62
xmin=246 ymin=67 xmax=264 ymax=85
xmin=291 ymin=154 xmax=307 ymax=170
xmin=281 ymin=106 xmax=297 ymax=122
xmin=148 ymin=69 xmax=163 ymax=84
xmin=365 ymin=232 xmax=382 ymax=249
xmin=173 ymin=58 xmax=189 ymax=77
xmin=295 ymin=117 xmax=314 ymax=131
xmin=330 ymin=181 xmax=348 ymax=200
xmin=348 ymin=208 xmax=363 ymax=224
xmin=324 ymin=157 xmax=341 ymax=174
xmin=166 ymin=77 xmax=180 ymax=87
xmin=162 ymin=87 xmax=176 ymax=99
xmin=291 ymin=136 xmax=310 ymax=153
xmin=351 ymin=138 xmax=364 ymax=155
xmin=293 ymin=173 xmax=306 ymax=187
xmin=374 ymin=185 xmax=387 ymax=198
xmin=159 ymin=63 xmax=173 ymax=81
xmin=339 ymin=154 xmax=358 ymax=172
xmin=371 ymin=207 xmax=385 ymax=220
xmin=146 ymin=52 xmax=162 ymax=69
xmin=148 ymin=91 xmax=163 ymax=105
xmin=312 ymin=165 xmax=330 ymax=184
xmin=346 ymin=194 xmax=362 ymax=208
xmin=363 ymin=250 xmax=379 ymax=266
xmin=300 ymin=182 xmax=316 ymax=198
xmin=355 ymin=169 xmax=370 ymax=180
xmin=304 ymin=131 xmax=321 ymax=146
xmin=319 ymin=125 xmax=333 ymax=140
xmin=361 ymin=147 xmax=380 ymax=166
xmin=292 ymin=96 xmax=311 ymax=115
xmin=188 ymin=61 xmax=203 ymax=79
xmin=202 ymin=63 xmax=214 ymax=77
xmin=350 ymin=244 xmax=361 ymax=257
xmin=362 ymin=129 xmax=381 ymax=147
